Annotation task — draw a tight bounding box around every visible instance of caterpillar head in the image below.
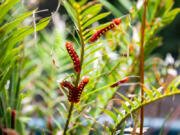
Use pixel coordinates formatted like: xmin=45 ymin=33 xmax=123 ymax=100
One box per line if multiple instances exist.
xmin=112 ymin=18 xmax=122 ymax=25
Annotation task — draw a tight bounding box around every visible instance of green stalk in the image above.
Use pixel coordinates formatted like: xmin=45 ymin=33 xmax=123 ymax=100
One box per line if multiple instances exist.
xmin=63 ymin=3 xmax=86 ymax=135
xmin=63 ymin=103 xmax=74 ymax=135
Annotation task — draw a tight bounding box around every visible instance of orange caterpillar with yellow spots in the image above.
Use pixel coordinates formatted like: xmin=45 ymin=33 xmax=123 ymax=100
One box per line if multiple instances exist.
xmin=77 ymin=77 xmax=89 ymax=101
xmin=110 ymin=77 xmax=129 ymax=88
xmin=60 ymin=77 xmax=89 ymax=103
xmin=89 ymin=18 xmax=122 ymax=43
xmin=65 ymin=41 xmax=81 ymax=73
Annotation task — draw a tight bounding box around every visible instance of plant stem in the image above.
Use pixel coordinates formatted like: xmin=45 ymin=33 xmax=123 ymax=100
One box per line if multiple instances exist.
xmin=63 ymin=3 xmax=86 ymax=134
xmin=140 ymin=0 xmax=147 ymax=135
xmin=63 ymin=103 xmax=74 ymax=135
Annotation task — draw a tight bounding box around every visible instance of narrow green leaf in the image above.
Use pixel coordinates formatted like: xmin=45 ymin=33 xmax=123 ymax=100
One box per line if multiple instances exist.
xmin=0 ymin=45 xmax=23 ymax=67
xmin=102 ymin=108 xmax=118 ymax=123
xmin=122 ymin=104 xmax=130 ymax=113
xmin=143 ymin=88 xmax=154 ymax=100
xmin=82 ymin=4 xmax=102 ymax=17
xmin=98 ymin=0 xmax=122 ymax=17
xmin=82 ymin=12 xmax=111 ymax=30
xmin=0 ymin=67 xmax=12 ymax=91
xmin=84 ymin=46 xmax=103 ymax=58
xmin=117 ymin=92 xmax=135 ymax=108
xmin=6 ymin=107 xmax=11 ymax=128
xmin=63 ymin=0 xmax=78 ymax=25
xmin=118 ymin=0 xmax=132 ymax=11
xmin=0 ymin=0 xmax=20 ymax=23
xmin=0 ymin=17 xmax=50 ymax=57
xmin=119 ymin=122 xmax=126 ymax=135
xmin=134 ymin=97 xmax=141 ymax=105
xmin=152 ymin=86 xmax=161 ymax=97
xmin=82 ymin=57 xmax=99 ymax=68
xmin=144 ymin=37 xmax=162 ymax=59
xmin=162 ymin=8 xmax=180 ymax=25
xmin=81 ymin=68 xmax=95 ymax=77
xmin=112 ymin=107 xmax=124 ymax=118
xmin=85 ymin=41 xmax=102 ymax=51
xmin=0 ymin=10 xmax=35 ymax=39
xmin=159 ymin=110 xmax=173 ymax=135
xmin=81 ymin=4 xmax=103 ymax=24
xmin=82 ymin=82 xmax=115 ymax=98
xmin=78 ymin=0 xmax=88 ymax=6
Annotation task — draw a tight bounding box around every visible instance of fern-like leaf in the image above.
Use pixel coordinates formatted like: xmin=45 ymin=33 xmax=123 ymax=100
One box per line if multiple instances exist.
xmin=110 ymin=76 xmax=180 ymax=135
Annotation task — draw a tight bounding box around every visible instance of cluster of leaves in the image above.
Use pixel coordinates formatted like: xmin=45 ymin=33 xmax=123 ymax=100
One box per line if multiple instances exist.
xmin=0 ymin=0 xmax=50 ymax=134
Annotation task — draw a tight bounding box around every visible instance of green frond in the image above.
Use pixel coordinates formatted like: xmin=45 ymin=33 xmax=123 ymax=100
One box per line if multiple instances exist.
xmin=81 ymin=4 xmax=103 ymax=19
xmin=102 ymin=108 xmax=118 ymax=123
xmin=78 ymin=0 xmax=88 ymax=6
xmin=98 ymin=0 xmax=123 ymax=17
xmin=143 ymin=87 xmax=154 ymax=100
xmin=85 ymin=41 xmax=102 ymax=51
xmin=62 ymin=0 xmax=78 ymax=25
xmin=82 ymin=57 xmax=99 ymax=68
xmin=162 ymin=8 xmax=180 ymax=25
xmin=0 ymin=10 xmax=35 ymax=39
xmin=81 ymin=68 xmax=96 ymax=77
xmin=82 ymin=12 xmax=111 ymax=30
xmin=0 ymin=0 xmax=50 ymax=131
xmin=0 ymin=17 xmax=50 ymax=67
xmin=117 ymin=92 xmax=135 ymax=108
xmin=0 ymin=0 xmax=20 ymax=23
xmin=84 ymin=46 xmax=103 ymax=58
xmin=111 ymin=76 xmax=180 ymax=134
xmin=63 ymin=0 xmax=110 ymax=46
xmin=112 ymin=107 xmax=124 ymax=118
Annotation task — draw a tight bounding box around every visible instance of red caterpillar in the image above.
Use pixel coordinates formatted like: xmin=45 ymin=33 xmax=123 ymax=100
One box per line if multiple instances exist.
xmin=60 ymin=81 xmax=75 ymax=92
xmin=60 ymin=77 xmax=89 ymax=103
xmin=60 ymin=81 xmax=77 ymax=103
xmin=77 ymin=77 xmax=89 ymax=100
xmin=89 ymin=18 xmax=122 ymax=43
xmin=110 ymin=77 xmax=129 ymax=88
xmin=65 ymin=42 xmax=81 ymax=73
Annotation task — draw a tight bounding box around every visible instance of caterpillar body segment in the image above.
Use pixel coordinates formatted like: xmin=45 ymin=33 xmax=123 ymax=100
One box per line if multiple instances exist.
xmin=89 ymin=18 xmax=122 ymax=43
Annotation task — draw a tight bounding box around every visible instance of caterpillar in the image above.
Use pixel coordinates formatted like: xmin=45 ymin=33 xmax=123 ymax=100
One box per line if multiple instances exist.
xmin=89 ymin=18 xmax=122 ymax=43
xmin=60 ymin=81 xmax=75 ymax=92
xmin=60 ymin=81 xmax=77 ymax=103
xmin=110 ymin=77 xmax=129 ymax=88
xmin=60 ymin=78 xmax=89 ymax=103
xmin=78 ymin=77 xmax=89 ymax=95
xmin=65 ymin=42 xmax=81 ymax=73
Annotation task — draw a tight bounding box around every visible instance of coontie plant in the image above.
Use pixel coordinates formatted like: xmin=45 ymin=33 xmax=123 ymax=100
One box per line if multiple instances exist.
xmin=0 ymin=0 xmax=180 ymax=135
